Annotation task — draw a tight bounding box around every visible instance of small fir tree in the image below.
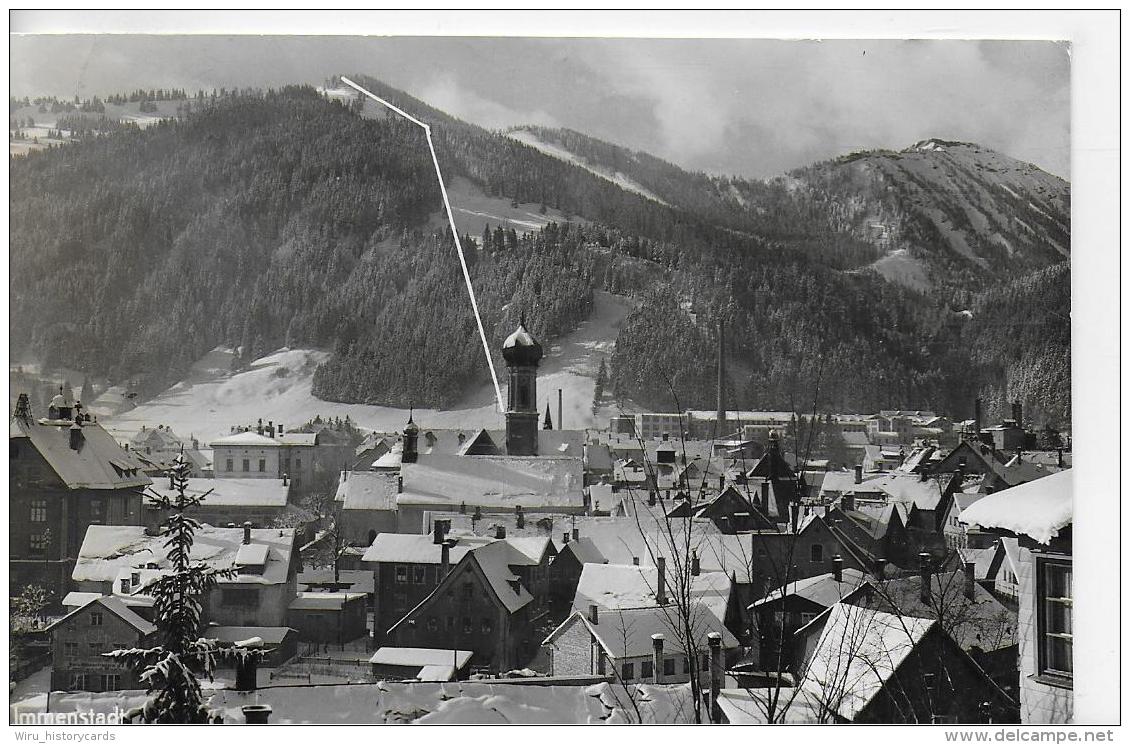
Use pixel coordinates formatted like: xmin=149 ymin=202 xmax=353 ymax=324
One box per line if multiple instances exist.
xmin=108 ymin=455 xmax=263 ymax=723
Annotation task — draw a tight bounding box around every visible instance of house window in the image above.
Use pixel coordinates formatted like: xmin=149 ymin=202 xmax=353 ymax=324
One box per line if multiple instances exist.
xmin=69 ymin=673 xmax=88 ymax=690
xmin=663 ymin=658 xmax=675 ymax=676
xmin=29 ymin=533 xmax=49 ymax=557
xmin=481 ymin=617 xmax=492 ymax=634
xmin=462 ymin=617 xmax=473 ymax=634
xmin=621 ymin=662 xmax=634 ymax=681
xmin=100 ymin=674 xmax=121 ymax=692
xmin=462 ymin=582 xmax=474 ymax=600
xmin=641 ymin=660 xmax=653 ymax=679
xmin=1037 ymin=558 xmax=1072 ymax=678
xmin=63 ymin=641 xmax=79 ymax=656
xmin=810 ymin=544 xmax=824 ymax=563
xmin=426 ymin=616 xmax=438 ymax=632
xmin=395 ymin=565 xmax=408 ymax=583
xmin=242 ymin=459 xmax=250 ymax=472
xmin=258 ymin=459 xmax=266 ymax=473
xmin=91 ymin=499 xmax=104 ymax=524
xmin=89 ymin=642 xmax=104 ymax=653
xmin=224 ymin=458 xmax=232 ymax=472
xmin=413 ymin=566 xmax=426 ymax=584
xmin=800 ymin=612 xmax=818 ymax=625
xmin=446 ymin=616 xmax=454 ymax=631
xmin=29 ymin=500 xmax=47 ymax=522
xmin=90 ymin=611 xmax=103 ymax=626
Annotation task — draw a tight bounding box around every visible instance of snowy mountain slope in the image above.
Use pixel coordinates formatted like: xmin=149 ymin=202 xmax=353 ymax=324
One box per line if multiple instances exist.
xmin=506 ymin=127 xmax=670 ymax=205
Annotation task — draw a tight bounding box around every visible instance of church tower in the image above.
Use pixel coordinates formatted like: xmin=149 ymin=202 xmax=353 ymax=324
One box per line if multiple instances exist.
xmin=502 ymin=322 xmax=542 ymax=456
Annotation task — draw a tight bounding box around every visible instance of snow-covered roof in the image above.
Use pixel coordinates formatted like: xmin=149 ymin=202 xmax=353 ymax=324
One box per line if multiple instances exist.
xmin=398 ymin=454 xmax=584 ymax=510
xmin=206 ymin=680 xmax=695 ymax=724
xmin=203 ymin=626 xmax=295 ymax=645
xmin=338 ymin=471 xmax=399 ymax=511
xmin=505 ymin=536 xmax=553 ymax=564
xmin=73 ymin=524 xmax=296 ymax=586
xmin=958 ymin=468 xmax=1072 ymax=544
xmin=369 ymin=647 xmax=473 ymax=668
xmin=209 ymin=431 xmax=280 ymax=447
xmin=276 ymin=432 xmax=318 ymax=446
xmin=361 ymin=532 xmax=489 ymax=565
xmin=716 ymin=687 xmax=829 ymax=724
xmin=61 ymin=591 xmax=103 ymax=608
xmin=799 ymin=603 xmax=934 ymax=721
xmin=150 ymin=477 xmax=289 ymax=507
xmin=752 ymin=568 xmax=869 ymax=609
xmin=11 ymin=416 xmax=150 ymax=490
xmin=46 ymin=595 xmax=157 ymax=637
xmin=234 ymin=542 xmax=270 ymax=567
xmin=288 ymin=591 xmax=366 ymax=611
xmin=572 ymin=563 xmax=732 ymax=618
xmin=546 ymin=604 xmax=739 ymax=660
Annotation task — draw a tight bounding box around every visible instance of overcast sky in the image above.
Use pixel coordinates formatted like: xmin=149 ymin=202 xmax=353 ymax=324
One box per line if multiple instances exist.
xmin=9 ymin=35 xmax=1070 ymax=179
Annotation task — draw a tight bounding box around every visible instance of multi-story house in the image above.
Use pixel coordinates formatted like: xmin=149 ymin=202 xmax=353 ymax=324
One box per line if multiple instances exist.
xmin=45 ymin=595 xmax=157 ymax=692
xmin=959 ymin=469 xmax=1073 ymax=723
xmin=9 ymin=393 xmax=150 ymax=600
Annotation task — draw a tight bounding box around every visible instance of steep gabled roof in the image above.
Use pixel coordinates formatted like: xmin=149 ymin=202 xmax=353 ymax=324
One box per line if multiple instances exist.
xmin=799 ymin=603 xmax=934 ymax=721
xmin=544 ymin=603 xmax=739 ymax=660
xmin=46 ymin=594 xmax=157 ymax=637
xmin=12 ymin=417 xmax=150 ymax=490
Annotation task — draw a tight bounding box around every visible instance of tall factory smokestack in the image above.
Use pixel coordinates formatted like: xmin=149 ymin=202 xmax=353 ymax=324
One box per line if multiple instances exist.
xmin=558 ymin=389 xmax=563 ymax=432
xmin=716 ymin=317 xmax=725 ymax=428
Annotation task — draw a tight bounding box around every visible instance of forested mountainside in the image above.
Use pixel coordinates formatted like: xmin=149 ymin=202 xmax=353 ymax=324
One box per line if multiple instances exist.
xmin=9 ymin=82 xmax=1070 ymax=424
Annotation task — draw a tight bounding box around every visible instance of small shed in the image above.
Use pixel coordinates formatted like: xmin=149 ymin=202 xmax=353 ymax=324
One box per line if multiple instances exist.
xmin=287 ymin=592 xmax=368 ymax=645
xmin=369 ymin=647 xmax=473 ymax=681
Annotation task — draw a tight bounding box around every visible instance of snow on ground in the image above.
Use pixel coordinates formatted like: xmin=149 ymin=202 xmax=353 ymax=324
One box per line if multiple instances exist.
xmin=103 ymin=292 xmax=637 ymax=445
xmin=867 ymin=248 xmax=930 ymax=293
xmin=507 ymin=128 xmax=669 ymax=206
xmin=428 ymin=176 xmax=572 ymax=239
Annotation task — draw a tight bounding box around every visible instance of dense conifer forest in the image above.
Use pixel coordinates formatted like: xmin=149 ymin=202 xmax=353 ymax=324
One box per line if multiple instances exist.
xmin=9 ymin=83 xmax=1070 ymax=424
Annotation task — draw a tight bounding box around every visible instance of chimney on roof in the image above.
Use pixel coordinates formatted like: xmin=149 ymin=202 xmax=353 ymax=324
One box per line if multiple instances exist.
xmin=243 ymin=522 xmax=252 ymax=545
xmin=562 ymin=531 xmax=570 ymax=545
xmin=495 ymin=525 xmax=506 ymax=540
xmin=441 ymin=540 xmax=451 ymax=577
xmin=842 ymin=493 xmax=855 ymax=513
xmin=918 ymin=552 xmax=932 ymax=603
xmin=283 ymin=473 xmax=289 ymax=487
xmin=874 ymin=557 xmax=888 ymax=578
xmin=964 ymin=561 xmax=976 ymax=600
xmin=718 ymin=474 xmax=725 ymax=492
xmin=558 ymin=389 xmax=563 ymax=433
xmin=589 ymin=604 xmax=599 ymax=625
xmin=257 ymin=418 xmax=263 ymax=436
xmin=691 ymin=550 xmax=700 ymax=577
xmin=854 ymin=465 xmax=863 ymax=484
xmin=652 ymin=633 xmax=665 ymax=684
xmin=789 ymin=503 xmax=800 ymax=533
xmin=572 ymin=527 xmax=579 ymax=542
xmin=707 ymin=632 xmax=723 ymax=723
xmin=433 ymin=521 xmax=445 ymax=545
xmin=832 ymin=555 xmax=843 ymax=583
xmin=920 ymin=468 xmax=929 ymax=483
xmin=1057 ymin=448 xmax=1064 ymax=468
xmin=516 ymin=505 xmax=525 ymax=530
xmin=131 ymin=571 xmax=140 ymax=586
xmin=1011 ymin=401 xmax=1023 ymax=428
xmin=267 ymin=420 xmax=274 ymax=438
xmin=647 ymin=490 xmax=656 ymax=507
xmin=759 ymin=480 xmax=769 ymax=507
xmin=68 ymin=416 xmax=84 ymax=451
xmin=656 ymin=557 xmax=667 ymax=605
xmin=119 ymin=578 xmax=130 ymax=594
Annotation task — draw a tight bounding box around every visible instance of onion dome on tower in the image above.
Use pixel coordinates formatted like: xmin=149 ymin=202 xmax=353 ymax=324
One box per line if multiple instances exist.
xmin=502 ymin=323 xmax=543 ymax=367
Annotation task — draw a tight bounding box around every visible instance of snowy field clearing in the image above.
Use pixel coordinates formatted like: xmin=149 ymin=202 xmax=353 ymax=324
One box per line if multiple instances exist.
xmin=102 ymin=292 xmax=637 ymax=445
